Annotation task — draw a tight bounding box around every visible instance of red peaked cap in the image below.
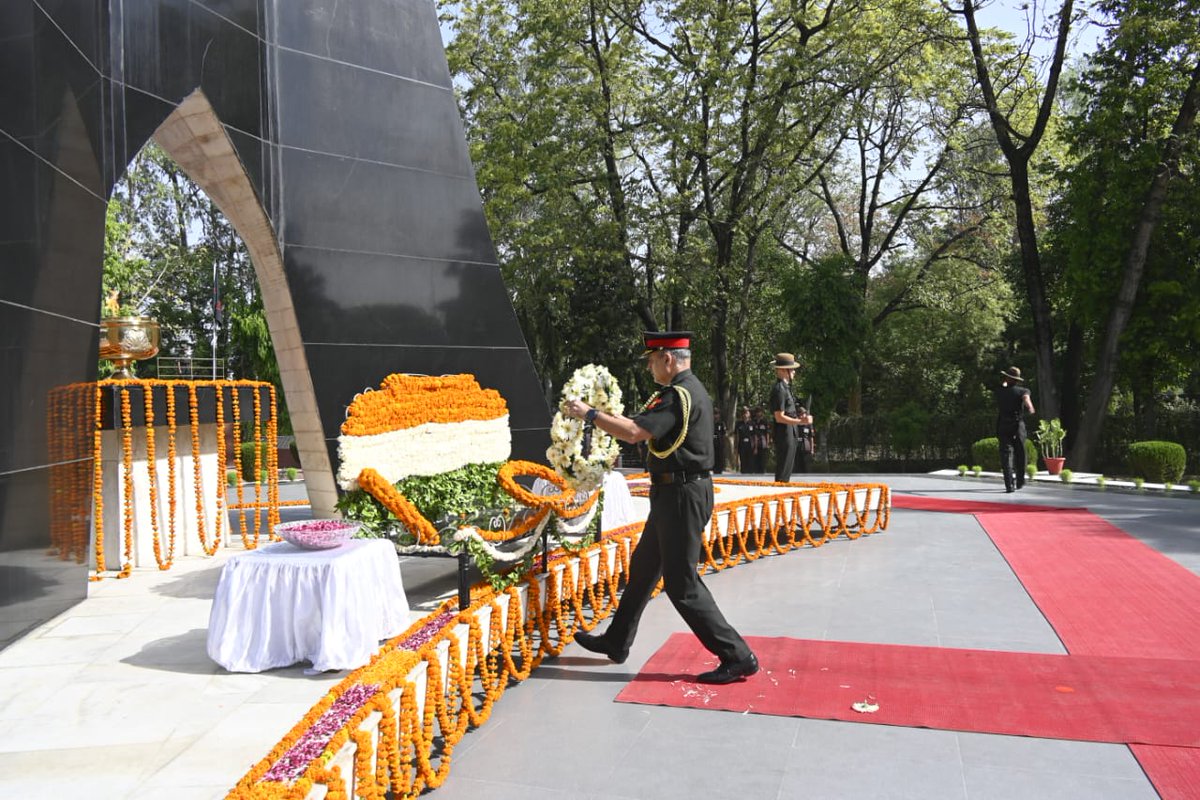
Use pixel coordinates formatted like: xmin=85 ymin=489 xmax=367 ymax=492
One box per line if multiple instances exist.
xmin=642 ymin=331 xmax=693 ymax=355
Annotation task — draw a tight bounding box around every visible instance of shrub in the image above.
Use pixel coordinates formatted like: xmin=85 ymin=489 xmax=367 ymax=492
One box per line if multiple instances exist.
xmin=1097 ymin=476 xmax=1107 ymax=489
xmin=226 ymin=469 xmax=237 ymax=487
xmin=957 ymin=464 xmax=968 ymax=475
xmin=1164 ymin=482 xmax=1174 ymax=492
xmin=1188 ymin=479 xmax=1200 ymax=493
xmin=971 ymin=464 xmax=982 ymax=476
xmin=260 ymin=469 xmax=269 ymax=483
xmin=238 ymin=441 xmax=272 ymax=482
xmin=1134 ymin=476 xmax=1145 ymax=490
xmin=1126 ymin=441 xmax=1186 ymax=483
xmin=1026 ymin=464 xmax=1037 ymax=479
xmin=1060 ymin=468 xmax=1073 ymax=483
xmin=286 ymin=466 xmax=298 ymax=481
xmin=970 ymin=438 xmax=1038 ymax=472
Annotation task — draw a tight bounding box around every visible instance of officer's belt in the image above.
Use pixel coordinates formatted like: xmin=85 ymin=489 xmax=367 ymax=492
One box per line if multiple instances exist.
xmin=649 ymin=470 xmax=711 ymax=485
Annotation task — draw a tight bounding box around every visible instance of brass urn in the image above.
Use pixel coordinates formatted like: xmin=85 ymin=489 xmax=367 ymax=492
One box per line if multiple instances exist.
xmin=99 ymin=316 xmax=160 ymax=379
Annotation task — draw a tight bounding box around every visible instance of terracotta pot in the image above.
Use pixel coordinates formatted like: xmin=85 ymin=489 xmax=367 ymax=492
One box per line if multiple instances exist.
xmin=1044 ymin=456 xmax=1066 ymax=475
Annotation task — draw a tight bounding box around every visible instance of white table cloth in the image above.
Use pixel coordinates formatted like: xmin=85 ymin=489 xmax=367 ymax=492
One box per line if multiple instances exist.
xmin=207 ymin=539 xmax=409 ymax=673
xmin=600 ymin=470 xmax=638 ymax=531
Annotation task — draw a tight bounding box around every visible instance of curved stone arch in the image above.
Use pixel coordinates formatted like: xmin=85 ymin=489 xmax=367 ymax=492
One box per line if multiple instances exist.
xmin=149 ymin=89 xmax=336 ymax=516
xmin=151 ymin=90 xmax=338 ymax=515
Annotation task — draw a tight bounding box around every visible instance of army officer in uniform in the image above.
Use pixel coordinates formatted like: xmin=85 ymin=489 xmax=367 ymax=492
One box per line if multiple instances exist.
xmin=562 ymin=331 xmax=758 ymax=685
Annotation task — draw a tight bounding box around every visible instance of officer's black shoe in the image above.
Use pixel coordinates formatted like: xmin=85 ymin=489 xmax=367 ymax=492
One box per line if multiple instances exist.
xmin=696 ymin=653 xmax=759 ymax=685
xmin=1005 ymin=487 xmax=1015 ymax=493
xmin=573 ymin=631 xmax=628 ymax=664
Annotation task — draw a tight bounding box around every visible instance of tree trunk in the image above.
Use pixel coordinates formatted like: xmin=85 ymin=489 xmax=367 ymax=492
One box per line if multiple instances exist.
xmin=1060 ymin=321 xmax=1085 ymax=453
xmin=710 ymin=225 xmax=734 ymax=433
xmin=1009 ymin=159 xmax=1060 ymax=421
xmin=1071 ymin=60 xmax=1200 ymax=468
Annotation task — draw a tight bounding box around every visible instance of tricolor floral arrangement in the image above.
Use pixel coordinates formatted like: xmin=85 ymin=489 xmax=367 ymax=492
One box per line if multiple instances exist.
xmin=547 ymin=364 xmax=624 ymax=491
xmin=336 ymin=373 xmax=601 ymax=589
xmin=336 ymin=373 xmax=511 ymax=490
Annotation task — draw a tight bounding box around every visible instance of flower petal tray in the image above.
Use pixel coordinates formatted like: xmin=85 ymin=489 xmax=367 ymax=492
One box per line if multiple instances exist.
xmin=275 ymin=520 xmax=362 ymax=550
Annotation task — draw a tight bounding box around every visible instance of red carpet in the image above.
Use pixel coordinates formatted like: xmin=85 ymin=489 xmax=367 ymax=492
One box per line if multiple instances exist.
xmin=968 ymin=503 xmax=1200 ymax=798
xmin=616 ymin=634 xmax=1200 ymax=747
xmin=618 ymin=494 xmax=1200 ymax=798
xmin=972 ymin=507 xmax=1200 ymax=661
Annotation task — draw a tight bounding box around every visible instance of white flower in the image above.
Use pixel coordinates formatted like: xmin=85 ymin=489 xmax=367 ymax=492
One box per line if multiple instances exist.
xmin=546 ymin=364 xmax=624 ymax=492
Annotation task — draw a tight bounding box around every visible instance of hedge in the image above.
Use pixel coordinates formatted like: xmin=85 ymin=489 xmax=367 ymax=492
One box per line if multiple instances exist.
xmin=970 ymin=437 xmax=1038 ymax=472
xmin=1126 ymin=441 xmax=1186 ymax=483
xmin=238 ymin=441 xmax=272 ymax=482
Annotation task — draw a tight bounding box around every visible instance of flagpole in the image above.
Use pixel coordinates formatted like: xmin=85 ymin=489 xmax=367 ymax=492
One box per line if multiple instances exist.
xmin=212 ymin=258 xmax=218 ymax=381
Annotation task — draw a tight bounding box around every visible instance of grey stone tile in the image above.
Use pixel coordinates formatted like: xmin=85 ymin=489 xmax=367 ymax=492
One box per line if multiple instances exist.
xmin=602 ymin=725 xmax=788 ymax=800
xmin=447 ymin=698 xmax=649 ymax=792
xmin=956 ymin=732 xmax=1146 ymax=779
xmin=793 ymin=717 xmax=962 ymax=763
xmin=428 ymin=776 xmax=593 ymax=800
xmin=779 ymin=747 xmax=969 ymax=800
xmin=963 ymin=763 xmax=1160 ymax=800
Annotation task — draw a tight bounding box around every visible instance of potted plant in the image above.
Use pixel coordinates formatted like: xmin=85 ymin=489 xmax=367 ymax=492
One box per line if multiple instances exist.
xmin=1034 ymin=418 xmax=1067 ymax=475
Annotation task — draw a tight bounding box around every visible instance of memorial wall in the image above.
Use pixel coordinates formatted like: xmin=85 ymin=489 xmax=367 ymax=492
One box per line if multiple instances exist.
xmin=0 ymin=0 xmax=549 ymax=646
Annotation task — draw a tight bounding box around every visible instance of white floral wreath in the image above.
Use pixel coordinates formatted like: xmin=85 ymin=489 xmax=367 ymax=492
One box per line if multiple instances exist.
xmin=546 ymin=364 xmax=624 ymax=492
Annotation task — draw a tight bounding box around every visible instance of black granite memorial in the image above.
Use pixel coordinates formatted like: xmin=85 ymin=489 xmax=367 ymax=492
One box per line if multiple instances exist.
xmin=0 ymin=0 xmax=550 ymax=646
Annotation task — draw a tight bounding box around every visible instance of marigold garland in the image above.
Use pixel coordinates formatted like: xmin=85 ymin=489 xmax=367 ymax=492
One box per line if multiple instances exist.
xmin=142 ymin=384 xmax=174 ymax=570
xmin=188 ymin=383 xmax=217 ymax=555
xmin=91 ymin=384 xmax=106 ymax=578
xmin=268 ymin=385 xmax=281 ymax=532
xmin=213 ymin=387 xmax=229 ymax=553
xmin=46 ymin=384 xmax=92 ymax=564
xmin=495 ymin=460 xmax=577 ymax=513
xmin=358 ymin=468 xmax=440 ymax=545
xmin=118 ymin=388 xmax=134 ymax=577
xmin=165 ymin=385 xmax=180 ymax=567
xmin=226 ymin=477 xmax=889 ymax=800
xmin=341 ymin=375 xmax=508 ymax=437
xmin=252 ymin=386 xmax=264 ymax=541
xmin=81 ymin=379 xmax=279 ymax=579
xmin=231 ymin=386 xmax=248 ymax=547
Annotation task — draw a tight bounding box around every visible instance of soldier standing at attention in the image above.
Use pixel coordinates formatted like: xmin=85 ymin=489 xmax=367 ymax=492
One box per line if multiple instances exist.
xmin=562 ymin=331 xmax=758 ymax=685
xmin=768 ymin=353 xmax=805 ymax=483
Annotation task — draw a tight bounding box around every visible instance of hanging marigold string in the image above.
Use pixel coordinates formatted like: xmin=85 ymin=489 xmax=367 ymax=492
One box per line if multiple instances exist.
xmin=83 ymin=379 xmax=281 ymax=579
xmin=268 ymin=385 xmax=281 ymax=531
xmin=142 ymin=384 xmax=174 ymax=570
xmin=188 ymin=383 xmax=217 ymax=556
xmin=117 ymin=387 xmax=134 ymax=578
xmin=91 ymin=384 xmax=106 ymax=578
xmin=230 ymin=386 xmax=249 ymax=548
xmin=46 ymin=383 xmax=92 ymax=564
xmin=213 ymin=384 xmax=229 ymax=553
xmin=165 ymin=385 xmax=180 ymax=565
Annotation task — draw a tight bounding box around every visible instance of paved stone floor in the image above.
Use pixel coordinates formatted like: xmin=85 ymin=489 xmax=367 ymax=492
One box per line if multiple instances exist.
xmin=0 ymin=474 xmax=1195 ymax=798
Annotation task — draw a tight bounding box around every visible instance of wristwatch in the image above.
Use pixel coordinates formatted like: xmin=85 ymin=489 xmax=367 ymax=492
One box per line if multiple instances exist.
xmin=585 ymin=408 xmax=599 ymax=423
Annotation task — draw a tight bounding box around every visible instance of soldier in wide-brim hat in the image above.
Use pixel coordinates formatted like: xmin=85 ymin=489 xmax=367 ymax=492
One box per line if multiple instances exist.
xmin=561 ymin=330 xmax=758 ymax=685
xmin=768 ymin=351 xmax=806 ymax=483
xmin=769 ymin=352 xmax=801 ymax=370
xmin=995 ymin=365 xmax=1035 ymax=492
